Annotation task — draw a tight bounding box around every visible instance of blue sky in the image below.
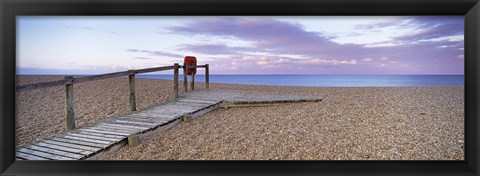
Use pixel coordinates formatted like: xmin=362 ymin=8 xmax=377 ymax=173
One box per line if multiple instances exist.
xmin=17 ymin=16 xmax=464 ymax=75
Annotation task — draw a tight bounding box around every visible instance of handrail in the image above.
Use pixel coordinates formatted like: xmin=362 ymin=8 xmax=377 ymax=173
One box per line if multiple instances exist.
xmin=16 ymin=63 xmax=209 ymax=131
xmin=16 ymin=64 xmax=207 ymax=92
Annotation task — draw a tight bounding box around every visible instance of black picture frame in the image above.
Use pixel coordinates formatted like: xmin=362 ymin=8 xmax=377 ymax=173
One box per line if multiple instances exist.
xmin=1 ymin=0 xmax=479 ymax=175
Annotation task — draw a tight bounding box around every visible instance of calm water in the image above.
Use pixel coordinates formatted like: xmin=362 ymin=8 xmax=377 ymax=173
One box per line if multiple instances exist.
xmin=134 ymin=75 xmax=464 ymax=87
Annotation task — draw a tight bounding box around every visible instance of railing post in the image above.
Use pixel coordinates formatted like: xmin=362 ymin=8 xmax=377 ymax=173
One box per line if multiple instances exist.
xmin=128 ymin=71 xmax=136 ymax=112
xmin=191 ymin=62 xmax=196 ymax=91
xmin=173 ymin=63 xmax=179 ymax=99
xmin=205 ymin=64 xmax=209 ymax=90
xmin=183 ymin=63 xmax=188 ymax=92
xmin=64 ymin=76 xmax=75 ymax=130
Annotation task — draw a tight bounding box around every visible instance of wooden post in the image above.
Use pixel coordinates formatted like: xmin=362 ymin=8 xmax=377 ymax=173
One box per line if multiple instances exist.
xmin=64 ymin=76 xmax=75 ymax=130
xmin=128 ymin=135 xmax=141 ymax=147
xmin=183 ymin=114 xmax=192 ymax=122
xmin=205 ymin=64 xmax=209 ymax=90
xmin=191 ymin=63 xmax=196 ymax=91
xmin=183 ymin=63 xmax=188 ymax=92
xmin=173 ymin=63 xmax=179 ymax=99
xmin=128 ymin=72 xmax=136 ymax=112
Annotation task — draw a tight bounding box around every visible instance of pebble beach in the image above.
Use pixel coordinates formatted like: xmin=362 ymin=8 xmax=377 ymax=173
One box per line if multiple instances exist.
xmin=16 ymin=75 xmax=464 ymax=160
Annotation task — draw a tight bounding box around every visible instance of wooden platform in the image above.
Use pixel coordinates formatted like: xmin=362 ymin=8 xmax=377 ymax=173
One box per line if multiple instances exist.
xmin=16 ymin=89 xmax=323 ymax=160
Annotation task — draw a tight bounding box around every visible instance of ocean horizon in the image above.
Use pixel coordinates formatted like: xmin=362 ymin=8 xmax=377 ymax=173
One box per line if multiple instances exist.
xmin=133 ymin=74 xmax=464 ymax=87
xmin=17 ymin=74 xmax=464 ymax=87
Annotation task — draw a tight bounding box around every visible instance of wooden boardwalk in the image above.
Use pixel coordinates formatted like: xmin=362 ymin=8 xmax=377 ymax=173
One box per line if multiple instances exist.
xmin=16 ymin=89 xmax=323 ymax=160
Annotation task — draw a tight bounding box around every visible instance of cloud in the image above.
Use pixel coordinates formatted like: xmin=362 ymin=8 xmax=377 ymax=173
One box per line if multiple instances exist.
xmin=134 ymin=57 xmax=152 ymax=60
xmin=126 ymin=49 xmax=183 ymax=58
xmin=457 ymin=54 xmax=464 ymax=59
xmin=59 ymin=23 xmax=118 ymax=34
xmin=166 ymin=16 xmax=464 ymax=74
xmin=363 ymin=58 xmax=373 ymax=62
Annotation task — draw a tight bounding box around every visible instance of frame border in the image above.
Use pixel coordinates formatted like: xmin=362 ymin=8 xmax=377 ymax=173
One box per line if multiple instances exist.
xmin=1 ymin=0 xmax=479 ymax=175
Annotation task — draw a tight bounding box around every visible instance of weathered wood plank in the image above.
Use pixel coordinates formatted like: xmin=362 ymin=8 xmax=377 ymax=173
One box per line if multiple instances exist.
xmin=74 ymin=70 xmax=132 ymax=84
xmin=25 ymin=145 xmax=84 ymax=159
xmin=113 ymin=120 xmax=158 ymax=126
xmin=16 ymin=79 xmax=73 ymax=92
xmin=81 ymin=128 xmax=131 ymax=136
xmin=116 ymin=116 xmax=163 ymax=123
xmin=16 ymin=157 xmax=25 ymax=160
xmin=17 ymin=148 xmax=75 ymax=160
xmin=76 ymin=130 xmax=125 ymax=139
xmin=135 ymin=65 xmax=175 ymax=74
xmin=85 ymin=140 xmax=128 ymax=160
xmin=35 ymin=142 xmax=91 ymax=155
xmin=137 ymin=119 xmax=182 ymax=139
xmin=178 ymin=99 xmax=217 ymax=104
xmin=42 ymin=140 xmax=102 ymax=152
xmin=89 ymin=126 xmax=139 ymax=136
xmin=62 ymin=135 xmax=113 ymax=145
xmin=16 ymin=152 xmax=49 ymax=160
xmin=99 ymin=123 xmax=149 ymax=130
xmin=50 ymin=137 xmax=108 ymax=148
xmin=67 ymin=133 xmax=120 ymax=142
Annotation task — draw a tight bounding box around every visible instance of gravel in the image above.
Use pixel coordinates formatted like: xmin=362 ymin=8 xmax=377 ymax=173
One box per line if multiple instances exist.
xmin=16 ymin=76 xmax=464 ymax=160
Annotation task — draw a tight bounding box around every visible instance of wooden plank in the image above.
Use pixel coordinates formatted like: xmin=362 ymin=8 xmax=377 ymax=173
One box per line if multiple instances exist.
xmin=113 ymin=120 xmax=158 ymax=126
xmin=92 ymin=125 xmax=140 ymax=132
xmin=99 ymin=124 xmax=143 ymax=133
xmin=76 ymin=130 xmax=125 ymax=139
xmin=50 ymin=137 xmax=108 ymax=148
xmin=73 ymin=70 xmax=132 ymax=84
xmin=107 ymin=119 xmax=157 ymax=127
xmin=16 ymin=79 xmax=73 ymax=92
xmin=42 ymin=140 xmax=102 ymax=152
xmin=116 ymin=116 xmax=163 ymax=123
xmin=177 ymin=99 xmax=217 ymax=104
xmin=135 ymin=65 xmax=175 ymax=74
xmin=137 ymin=119 xmax=182 ymax=139
xmin=67 ymin=133 xmax=120 ymax=142
xmin=99 ymin=123 xmax=149 ymax=130
xmin=25 ymin=145 xmax=84 ymax=159
xmin=16 ymin=157 xmax=24 ymax=160
xmin=85 ymin=140 xmax=128 ymax=160
xmin=17 ymin=148 xmax=75 ymax=160
xmin=65 ymin=76 xmax=75 ymax=130
xmin=128 ymin=73 xmax=136 ymax=112
xmin=81 ymin=128 xmax=131 ymax=136
xmin=62 ymin=135 xmax=113 ymax=145
xmin=16 ymin=64 xmax=177 ymax=92
xmin=174 ymin=63 xmax=179 ymax=98
xmin=16 ymin=151 xmax=49 ymax=160
xmin=89 ymin=126 xmax=138 ymax=136
xmin=35 ymin=142 xmax=91 ymax=155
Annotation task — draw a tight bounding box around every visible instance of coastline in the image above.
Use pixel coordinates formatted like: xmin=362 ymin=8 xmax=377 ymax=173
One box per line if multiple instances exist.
xmin=16 ymin=75 xmax=464 ymax=160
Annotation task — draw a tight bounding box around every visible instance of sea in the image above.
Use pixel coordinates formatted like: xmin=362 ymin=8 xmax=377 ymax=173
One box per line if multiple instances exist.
xmin=134 ymin=74 xmax=464 ymax=87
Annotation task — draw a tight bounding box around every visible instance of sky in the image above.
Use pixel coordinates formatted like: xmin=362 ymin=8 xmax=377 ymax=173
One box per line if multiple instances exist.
xmin=17 ymin=16 xmax=464 ymax=75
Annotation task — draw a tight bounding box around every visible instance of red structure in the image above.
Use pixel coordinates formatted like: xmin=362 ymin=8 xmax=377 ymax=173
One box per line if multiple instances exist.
xmin=184 ymin=56 xmax=197 ymax=75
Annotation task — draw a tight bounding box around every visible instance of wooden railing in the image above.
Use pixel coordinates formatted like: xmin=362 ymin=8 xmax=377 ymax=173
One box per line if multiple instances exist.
xmin=16 ymin=63 xmax=209 ymax=131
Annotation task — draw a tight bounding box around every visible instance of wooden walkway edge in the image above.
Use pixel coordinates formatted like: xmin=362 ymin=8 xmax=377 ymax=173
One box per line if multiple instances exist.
xmin=16 ymin=89 xmax=323 ymax=160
